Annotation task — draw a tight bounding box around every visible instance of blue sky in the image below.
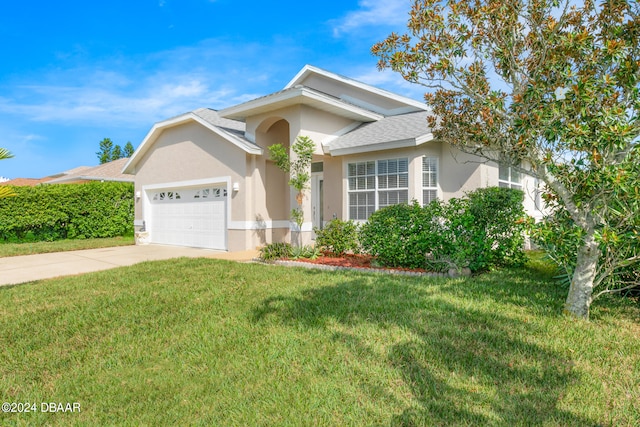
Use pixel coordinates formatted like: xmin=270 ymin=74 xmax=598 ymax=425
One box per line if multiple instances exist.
xmin=0 ymin=0 xmax=425 ymax=179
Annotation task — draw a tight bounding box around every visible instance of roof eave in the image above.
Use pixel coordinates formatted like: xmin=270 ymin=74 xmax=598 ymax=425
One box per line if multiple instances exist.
xmin=46 ymin=176 xmax=134 ymax=184
xmin=327 ymin=133 xmax=435 ymax=157
xmin=219 ymin=87 xmax=383 ymax=122
xmin=286 ymin=65 xmax=430 ymax=113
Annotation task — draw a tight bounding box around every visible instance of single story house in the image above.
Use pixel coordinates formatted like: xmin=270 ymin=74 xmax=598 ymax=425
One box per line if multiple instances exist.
xmin=123 ymin=65 xmax=542 ymax=251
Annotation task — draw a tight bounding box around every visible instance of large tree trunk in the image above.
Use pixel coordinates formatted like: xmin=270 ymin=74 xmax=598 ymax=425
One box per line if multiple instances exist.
xmin=564 ymin=233 xmax=599 ymax=319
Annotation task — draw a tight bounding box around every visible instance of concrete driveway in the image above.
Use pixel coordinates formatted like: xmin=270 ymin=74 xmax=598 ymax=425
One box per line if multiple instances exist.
xmin=0 ymin=245 xmax=260 ymax=287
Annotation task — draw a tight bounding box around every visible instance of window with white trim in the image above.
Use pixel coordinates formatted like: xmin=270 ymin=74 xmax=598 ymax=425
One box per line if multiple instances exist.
xmin=348 ymin=158 xmax=409 ymax=220
xmin=499 ymin=163 xmax=522 ymax=190
xmin=422 ymin=157 xmax=438 ymax=205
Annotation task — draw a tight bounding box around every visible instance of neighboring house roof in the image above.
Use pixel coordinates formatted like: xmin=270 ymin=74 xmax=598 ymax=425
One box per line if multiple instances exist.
xmin=47 ymin=158 xmax=134 ymax=184
xmin=56 ymin=165 xmax=93 ymax=177
xmin=123 ymin=108 xmax=260 ymax=174
xmin=327 ymin=111 xmax=435 ymax=156
xmin=1 ymin=177 xmax=55 ymax=187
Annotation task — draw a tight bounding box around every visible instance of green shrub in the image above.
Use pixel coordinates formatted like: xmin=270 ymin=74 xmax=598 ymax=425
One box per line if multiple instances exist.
xmin=260 ymin=243 xmax=320 ymax=261
xmin=290 ymin=245 xmax=320 ymax=260
xmin=259 ymin=242 xmax=293 ymax=261
xmin=531 ymin=205 xmax=640 ymax=296
xmin=314 ymin=219 xmax=360 ymax=256
xmin=359 ymin=188 xmax=527 ymax=272
xmin=0 ymin=182 xmax=134 ymax=243
xmin=465 ymin=187 xmax=528 ymax=270
xmin=359 ymin=202 xmax=441 ymax=269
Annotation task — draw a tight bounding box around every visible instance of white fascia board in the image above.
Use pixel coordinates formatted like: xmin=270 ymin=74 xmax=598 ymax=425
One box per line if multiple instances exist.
xmin=123 ymin=113 xmax=260 ymax=174
xmin=416 ymin=132 xmax=435 ymax=145
xmin=328 ymin=135 xmax=434 ymax=157
xmin=339 ymin=94 xmax=429 ymax=116
xmin=285 ymin=65 xmax=430 ymax=112
xmin=219 ymin=87 xmax=383 ymax=122
xmin=219 ymin=88 xmax=304 ymax=119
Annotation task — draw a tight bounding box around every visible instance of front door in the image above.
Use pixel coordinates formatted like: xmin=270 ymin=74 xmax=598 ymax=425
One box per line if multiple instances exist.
xmin=311 ymin=172 xmax=324 ymax=237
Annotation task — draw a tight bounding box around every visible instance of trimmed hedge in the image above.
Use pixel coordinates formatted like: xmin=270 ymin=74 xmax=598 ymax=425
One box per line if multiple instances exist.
xmin=0 ymin=182 xmax=134 ymax=242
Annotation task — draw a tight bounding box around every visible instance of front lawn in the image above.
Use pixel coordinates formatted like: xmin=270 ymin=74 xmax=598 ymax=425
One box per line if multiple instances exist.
xmin=0 ymin=236 xmax=134 ymax=258
xmin=0 ymin=256 xmax=638 ymax=425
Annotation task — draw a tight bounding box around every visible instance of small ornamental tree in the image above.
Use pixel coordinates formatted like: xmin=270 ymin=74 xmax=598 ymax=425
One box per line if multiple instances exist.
xmin=0 ymin=148 xmax=15 ymax=199
xmin=372 ymin=0 xmax=640 ymax=319
xmin=268 ymin=136 xmax=315 ymax=246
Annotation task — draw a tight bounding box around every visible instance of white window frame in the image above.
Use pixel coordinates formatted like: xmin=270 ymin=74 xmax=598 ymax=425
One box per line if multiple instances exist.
xmin=422 ymin=156 xmax=439 ymax=205
xmin=498 ymin=163 xmax=523 ymax=190
xmin=347 ymin=157 xmax=409 ymax=220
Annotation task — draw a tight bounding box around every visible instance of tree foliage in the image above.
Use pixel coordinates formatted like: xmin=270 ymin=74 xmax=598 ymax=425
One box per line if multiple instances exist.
xmin=372 ymin=0 xmax=640 ymax=318
xmin=268 ymin=136 xmax=316 ymax=239
xmin=96 ymin=138 xmax=135 ymax=164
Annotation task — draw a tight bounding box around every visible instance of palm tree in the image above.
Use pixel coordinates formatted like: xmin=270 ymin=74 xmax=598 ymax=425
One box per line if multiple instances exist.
xmin=0 ymin=147 xmax=16 ymax=199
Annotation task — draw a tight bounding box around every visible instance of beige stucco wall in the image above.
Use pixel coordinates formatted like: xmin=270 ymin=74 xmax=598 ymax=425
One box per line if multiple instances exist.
xmin=439 ymin=145 xmax=486 ymax=201
xmin=334 ymin=142 xmax=497 ymax=221
xmin=246 ymin=104 xmax=365 ymax=246
xmin=133 ymin=121 xmax=273 ymax=252
xmin=299 ymin=105 xmax=355 ymax=154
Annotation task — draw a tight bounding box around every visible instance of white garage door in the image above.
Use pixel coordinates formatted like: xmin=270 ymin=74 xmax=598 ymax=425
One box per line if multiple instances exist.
xmin=148 ymin=186 xmax=227 ymax=249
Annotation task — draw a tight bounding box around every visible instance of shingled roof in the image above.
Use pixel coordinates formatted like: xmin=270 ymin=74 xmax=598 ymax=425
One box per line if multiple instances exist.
xmin=47 ymin=158 xmax=134 ymax=184
xmin=327 ymin=111 xmax=435 ymax=156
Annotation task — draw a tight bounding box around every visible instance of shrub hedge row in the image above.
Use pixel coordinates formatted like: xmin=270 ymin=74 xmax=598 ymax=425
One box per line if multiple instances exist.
xmin=360 ymin=187 xmax=527 ymax=272
xmin=0 ymin=182 xmax=134 ymax=242
xmin=312 ymin=187 xmax=527 ymax=273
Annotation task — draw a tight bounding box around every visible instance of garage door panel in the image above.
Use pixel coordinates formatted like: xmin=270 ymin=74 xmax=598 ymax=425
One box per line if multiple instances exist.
xmin=148 ymin=186 xmax=227 ymax=250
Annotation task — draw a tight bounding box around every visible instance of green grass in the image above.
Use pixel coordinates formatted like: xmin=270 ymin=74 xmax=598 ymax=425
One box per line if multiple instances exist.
xmin=0 ymin=236 xmax=135 ymax=258
xmin=0 ymin=255 xmax=638 ymax=426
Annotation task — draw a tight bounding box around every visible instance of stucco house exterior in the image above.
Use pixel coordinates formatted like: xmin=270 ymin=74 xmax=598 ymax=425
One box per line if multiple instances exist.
xmin=123 ymin=65 xmax=542 ymax=251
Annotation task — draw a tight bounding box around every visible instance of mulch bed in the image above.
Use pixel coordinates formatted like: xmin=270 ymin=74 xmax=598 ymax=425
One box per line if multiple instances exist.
xmin=274 ymin=252 xmax=444 ymax=277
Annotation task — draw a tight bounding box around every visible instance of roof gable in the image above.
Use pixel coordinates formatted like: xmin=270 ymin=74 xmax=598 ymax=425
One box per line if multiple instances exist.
xmin=220 ymin=65 xmax=429 ymax=122
xmin=123 ymin=109 xmax=261 ymax=174
xmin=285 ymin=65 xmax=429 ymax=116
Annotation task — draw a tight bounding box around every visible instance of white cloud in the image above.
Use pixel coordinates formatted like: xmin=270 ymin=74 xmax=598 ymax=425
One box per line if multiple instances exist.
xmin=0 ymin=38 xmax=300 ymax=129
xmin=331 ymin=0 xmax=410 ymax=36
xmin=0 ymin=78 xmax=235 ymax=126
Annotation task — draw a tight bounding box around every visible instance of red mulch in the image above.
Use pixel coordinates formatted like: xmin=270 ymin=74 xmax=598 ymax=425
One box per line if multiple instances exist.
xmin=285 ymin=252 xmax=428 ymax=273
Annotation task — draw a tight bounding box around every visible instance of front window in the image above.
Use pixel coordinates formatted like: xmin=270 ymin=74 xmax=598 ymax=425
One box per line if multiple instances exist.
xmin=348 ymin=158 xmax=409 ymax=220
xmin=499 ymin=163 xmax=522 ymax=190
xmin=422 ymin=157 xmax=438 ymax=205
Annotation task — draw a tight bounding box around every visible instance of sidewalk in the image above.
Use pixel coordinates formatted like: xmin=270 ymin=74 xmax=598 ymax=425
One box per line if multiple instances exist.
xmin=0 ymin=245 xmax=260 ymax=287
